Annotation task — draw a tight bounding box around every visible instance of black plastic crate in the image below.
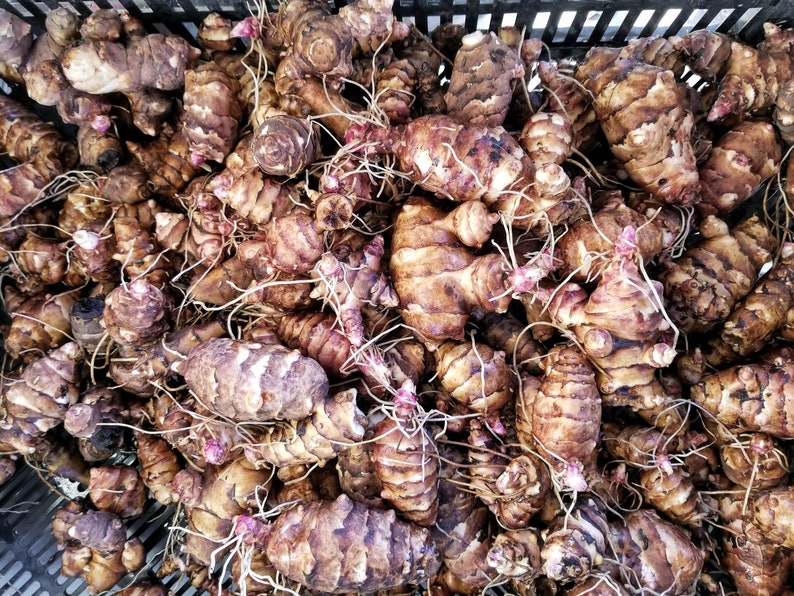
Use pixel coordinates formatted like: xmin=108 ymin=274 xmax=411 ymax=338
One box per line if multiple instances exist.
xmin=0 ymin=0 xmax=792 ymax=595
xmin=3 ymin=0 xmax=791 ymax=47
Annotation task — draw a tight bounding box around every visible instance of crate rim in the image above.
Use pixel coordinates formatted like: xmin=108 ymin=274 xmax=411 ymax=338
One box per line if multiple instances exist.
xmin=1 ymin=0 xmax=791 ymax=48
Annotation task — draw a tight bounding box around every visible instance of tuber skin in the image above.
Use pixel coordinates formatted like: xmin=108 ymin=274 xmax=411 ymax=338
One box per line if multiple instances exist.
xmin=211 ymin=135 xmax=300 ymax=225
xmin=171 ymin=457 xmax=271 ymax=566
xmin=723 ymin=242 xmax=794 ymax=354
xmin=102 ymin=164 xmax=152 ymax=205
xmin=130 ymin=128 xmax=199 ymax=197
xmin=250 ymin=493 xmax=441 ymax=593
xmin=722 ymin=525 xmax=789 ymax=596
xmin=479 ymin=312 xmax=544 ymax=373
xmin=198 ymin=12 xmax=236 ymax=52
xmin=335 ymin=419 xmax=385 ymax=508
xmin=134 ymin=431 xmax=180 ymax=505
xmin=61 ymin=33 xmax=201 ymax=95
xmin=389 ymin=197 xmax=512 ymax=347
xmin=575 ymin=47 xmax=700 ymax=205
xmin=372 ymin=381 xmax=440 ymax=526
xmin=486 ymin=529 xmax=542 ymax=581
xmin=690 ymin=358 xmax=794 ymax=438
xmin=706 ymin=34 xmax=793 ymax=121
xmin=89 ymin=465 xmax=148 ymax=519
xmin=525 ymin=228 xmax=677 ymax=411
xmin=618 ymin=35 xmax=687 ymax=76
xmin=179 ymin=337 xmax=329 ymax=422
xmin=310 ymin=234 xmax=398 ymax=347
xmin=0 ymin=456 xmax=16 ymax=486
xmin=64 ymin=385 xmax=127 ymax=462
xmin=719 ymin=432 xmax=790 ymax=490
xmin=102 ymin=277 xmax=170 ymax=355
xmin=187 ymin=256 xmax=254 ymax=306
xmin=33 ymin=430 xmax=90 ymax=485
xmin=612 ymin=509 xmax=704 ymax=594
xmin=241 ymin=270 xmax=315 ymax=312
xmin=601 ymin=422 xmax=706 ymax=474
xmin=347 ymin=114 xmax=534 ymax=206
xmin=77 ymin=126 xmax=124 ymax=172
xmin=774 ymin=78 xmax=794 ymax=144
xmin=244 ymin=388 xmax=366 ymax=468
xmin=717 ymin=481 xmax=794 ymax=594
xmin=519 ymin=111 xmax=573 ymax=166
xmin=0 ymin=342 xmax=83 ymax=454
xmin=697 ymin=119 xmax=782 ymax=216
xmin=433 ymin=339 xmax=514 ymax=414
xmin=430 ymin=447 xmax=495 ymax=591
xmin=537 ymin=60 xmax=599 ymax=152
xmin=4 ymin=290 xmax=76 ymax=363
xmin=0 ymin=94 xmax=78 ymax=218
xmin=671 ymin=29 xmax=732 ymax=79
xmin=375 ymin=55 xmax=418 ymax=124
xmin=55 ymin=503 xmax=146 ymax=596
xmin=467 ymin=419 xmax=550 ymax=530
xmin=541 ymin=495 xmax=610 ymax=582
xmin=0 ymin=9 xmax=33 ymax=83
xmin=554 ymin=192 xmax=676 ymax=283
xmin=527 ymin=344 xmax=601 ymax=492
xmin=661 ymin=214 xmax=777 ymax=335
xmin=70 ymin=295 xmax=107 ymax=353
xmin=237 ymin=209 xmax=324 ymax=277
xmin=269 ymin=0 xmax=407 ymax=138
xmin=147 ymin=392 xmax=238 ymax=468
xmin=251 ymin=114 xmax=319 ymax=177
xmin=390 ymin=25 xmax=446 ymax=116
xmin=111 ymin=320 xmax=227 ymax=398
xmin=278 ymin=312 xmax=360 ymax=378
xmin=637 ymin=466 xmax=709 ymax=528
xmin=111 ymin=211 xmax=169 ymax=285
xmin=444 ymin=31 xmax=525 ymax=128
xmin=80 ymin=8 xmax=123 ymax=41
xmin=182 ymin=61 xmax=242 ymax=164
xmin=15 ymin=235 xmax=68 ymax=288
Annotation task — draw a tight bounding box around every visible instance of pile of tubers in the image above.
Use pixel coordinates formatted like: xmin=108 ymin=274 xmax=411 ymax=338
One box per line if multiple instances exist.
xmin=3 ymin=2 xmax=794 ymax=594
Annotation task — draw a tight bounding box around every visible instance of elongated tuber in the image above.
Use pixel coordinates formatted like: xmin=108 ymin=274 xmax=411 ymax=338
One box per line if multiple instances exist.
xmin=575 ymin=48 xmax=700 ymax=204
xmin=527 ymin=344 xmax=601 ymax=491
xmin=179 ymin=337 xmax=329 ymax=422
xmin=372 ymin=382 xmax=440 ymax=526
xmin=61 ymin=34 xmax=200 ymax=95
xmin=248 ymin=493 xmax=440 ymax=593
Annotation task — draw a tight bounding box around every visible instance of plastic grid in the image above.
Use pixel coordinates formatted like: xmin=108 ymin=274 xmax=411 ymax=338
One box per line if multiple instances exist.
xmin=1 ymin=0 xmax=790 ymax=45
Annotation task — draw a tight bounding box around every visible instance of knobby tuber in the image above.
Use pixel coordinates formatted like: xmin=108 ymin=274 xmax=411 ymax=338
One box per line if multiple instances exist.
xmin=244 ymin=493 xmax=440 ymax=593
xmin=179 ymin=338 xmax=329 ymax=422
xmin=53 ymin=502 xmax=146 ymax=595
xmin=662 ymin=214 xmax=776 ymax=336
xmin=524 ymin=228 xmax=677 ymax=412
xmin=372 ymin=382 xmax=440 ymax=526
xmin=526 ymin=344 xmax=601 ymax=491
xmin=575 ymin=47 xmax=700 ymax=204
xmin=389 ymin=197 xmax=510 ymax=346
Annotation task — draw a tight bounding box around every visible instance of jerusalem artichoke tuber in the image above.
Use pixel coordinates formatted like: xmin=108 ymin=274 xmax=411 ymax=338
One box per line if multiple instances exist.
xmin=248 ymin=493 xmax=440 ymax=593
xmin=179 ymin=337 xmax=329 ymax=422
